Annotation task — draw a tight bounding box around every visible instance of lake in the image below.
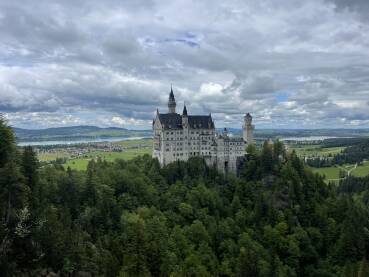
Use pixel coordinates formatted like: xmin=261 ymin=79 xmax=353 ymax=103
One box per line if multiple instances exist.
xmin=17 ymin=136 xmax=152 ymax=146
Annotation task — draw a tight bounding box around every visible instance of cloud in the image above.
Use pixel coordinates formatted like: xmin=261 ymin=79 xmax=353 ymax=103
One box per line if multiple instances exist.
xmin=0 ymin=0 xmax=369 ymax=128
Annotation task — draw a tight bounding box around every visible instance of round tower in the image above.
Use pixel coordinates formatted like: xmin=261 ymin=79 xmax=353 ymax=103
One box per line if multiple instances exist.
xmin=243 ymin=113 xmax=255 ymax=144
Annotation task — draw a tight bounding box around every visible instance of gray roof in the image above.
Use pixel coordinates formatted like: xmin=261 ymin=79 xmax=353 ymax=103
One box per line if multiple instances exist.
xmin=188 ymin=115 xmax=214 ymax=129
xmin=158 ymin=113 xmax=214 ymax=130
xmin=158 ymin=113 xmax=182 ymax=129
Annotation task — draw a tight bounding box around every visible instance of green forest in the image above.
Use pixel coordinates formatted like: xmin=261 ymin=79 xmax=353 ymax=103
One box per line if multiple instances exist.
xmin=2 ymin=117 xmax=369 ymax=276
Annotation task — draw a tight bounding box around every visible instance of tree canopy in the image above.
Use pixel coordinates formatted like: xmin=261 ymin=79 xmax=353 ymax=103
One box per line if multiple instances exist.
xmin=1 ymin=119 xmax=369 ymax=276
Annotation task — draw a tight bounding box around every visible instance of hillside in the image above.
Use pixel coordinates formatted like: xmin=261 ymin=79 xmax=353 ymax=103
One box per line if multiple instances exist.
xmin=332 ymin=139 xmax=369 ymax=164
xmin=3 ymin=117 xmax=369 ymax=276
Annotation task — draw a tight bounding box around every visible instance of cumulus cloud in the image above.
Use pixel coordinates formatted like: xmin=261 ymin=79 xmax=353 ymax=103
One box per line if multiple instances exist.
xmin=0 ymin=0 xmax=369 ymax=128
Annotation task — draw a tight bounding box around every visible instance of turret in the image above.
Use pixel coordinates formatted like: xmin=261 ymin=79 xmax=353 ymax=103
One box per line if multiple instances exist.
xmin=243 ymin=113 xmax=255 ymax=144
xmin=182 ymin=104 xmax=188 ymax=127
xmin=168 ymin=85 xmax=176 ymax=113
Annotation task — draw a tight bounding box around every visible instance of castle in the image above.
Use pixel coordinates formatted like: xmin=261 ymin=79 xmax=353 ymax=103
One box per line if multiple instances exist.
xmin=152 ymin=87 xmax=255 ymax=174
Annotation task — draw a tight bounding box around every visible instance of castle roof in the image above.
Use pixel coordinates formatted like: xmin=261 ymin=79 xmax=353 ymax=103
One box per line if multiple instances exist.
xmin=158 ymin=113 xmax=182 ymax=129
xmin=158 ymin=113 xmax=214 ymax=130
xmin=188 ymin=115 xmax=214 ymax=129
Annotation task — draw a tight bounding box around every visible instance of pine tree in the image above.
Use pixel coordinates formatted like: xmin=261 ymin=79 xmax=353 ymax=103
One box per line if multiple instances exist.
xmin=21 ymin=146 xmax=39 ymax=190
xmin=0 ymin=117 xmax=31 ymax=273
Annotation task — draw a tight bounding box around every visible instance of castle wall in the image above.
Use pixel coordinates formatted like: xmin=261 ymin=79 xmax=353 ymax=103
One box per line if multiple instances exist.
xmin=153 ymin=119 xmax=247 ymax=174
xmin=212 ymin=137 xmax=245 ymax=174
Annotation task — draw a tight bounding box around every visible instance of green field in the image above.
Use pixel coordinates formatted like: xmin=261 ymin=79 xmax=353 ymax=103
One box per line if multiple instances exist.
xmin=38 ymin=152 xmax=69 ymax=161
xmin=291 ymin=145 xmax=345 ymax=158
xmin=116 ymin=138 xmax=152 ymax=147
xmin=64 ymin=159 xmax=90 ymax=171
xmin=310 ymin=166 xmax=341 ymax=180
xmin=351 ymin=161 xmax=369 ymax=177
xmin=63 ymin=148 xmax=151 ymax=170
xmin=310 ymin=161 xmax=369 ymax=181
xmin=35 ymin=138 xmax=153 ymax=170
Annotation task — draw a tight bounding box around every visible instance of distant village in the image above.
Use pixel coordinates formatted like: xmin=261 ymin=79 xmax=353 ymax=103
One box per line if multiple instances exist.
xmin=32 ymin=140 xmax=151 ymax=161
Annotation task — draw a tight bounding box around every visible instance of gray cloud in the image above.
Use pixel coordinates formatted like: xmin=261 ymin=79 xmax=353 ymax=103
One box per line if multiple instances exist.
xmin=328 ymin=0 xmax=369 ymax=12
xmin=0 ymin=0 xmax=369 ymax=128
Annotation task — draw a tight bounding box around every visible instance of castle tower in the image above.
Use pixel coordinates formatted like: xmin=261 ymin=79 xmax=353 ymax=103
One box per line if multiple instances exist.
xmin=243 ymin=113 xmax=255 ymax=144
xmin=168 ymin=85 xmax=176 ymax=113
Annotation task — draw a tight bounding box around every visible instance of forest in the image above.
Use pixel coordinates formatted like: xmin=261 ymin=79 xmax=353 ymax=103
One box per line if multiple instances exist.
xmin=332 ymin=140 xmax=369 ymax=165
xmin=304 ymin=139 xmax=369 ymax=168
xmin=1 ymin=117 xmax=369 ymax=276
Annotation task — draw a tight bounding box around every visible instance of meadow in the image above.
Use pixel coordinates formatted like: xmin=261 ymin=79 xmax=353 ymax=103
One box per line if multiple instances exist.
xmin=36 ymin=139 xmax=153 ymax=170
xmin=63 ymin=148 xmax=151 ymax=170
xmin=290 ymin=143 xmax=369 ymax=181
xmin=291 ymin=144 xmax=345 ymax=157
xmin=309 ymin=161 xmax=369 ymax=181
xmin=38 ymin=151 xmax=69 ymax=161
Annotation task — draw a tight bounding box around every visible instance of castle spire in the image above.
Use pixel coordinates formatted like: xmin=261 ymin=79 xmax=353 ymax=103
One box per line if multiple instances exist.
xmin=182 ymin=103 xmax=188 ymax=116
xmin=168 ymin=85 xmax=176 ymax=113
xmin=169 ymin=84 xmax=174 ymax=100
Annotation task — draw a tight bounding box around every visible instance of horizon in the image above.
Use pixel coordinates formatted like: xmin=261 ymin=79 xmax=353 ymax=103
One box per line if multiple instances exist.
xmin=1 ymin=1 xmax=369 ymax=129
xmin=11 ymin=124 xmax=369 ymax=131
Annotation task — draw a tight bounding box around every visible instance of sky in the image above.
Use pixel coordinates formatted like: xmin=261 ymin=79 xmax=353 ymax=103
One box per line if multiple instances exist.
xmin=1 ymin=0 xmax=369 ymax=129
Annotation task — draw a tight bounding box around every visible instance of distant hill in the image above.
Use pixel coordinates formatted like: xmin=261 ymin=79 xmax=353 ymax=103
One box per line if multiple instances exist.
xmin=253 ymin=128 xmax=369 ymax=139
xmin=14 ymin=125 xmax=152 ymax=142
xmin=15 ymin=125 xmax=369 ymax=143
xmin=218 ymin=128 xmax=369 ymax=140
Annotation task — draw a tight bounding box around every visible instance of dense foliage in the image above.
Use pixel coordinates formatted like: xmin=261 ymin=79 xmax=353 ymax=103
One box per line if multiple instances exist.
xmin=305 ymin=139 xmax=369 ymax=168
xmin=2 ymin=118 xmax=369 ymax=276
xmin=322 ymin=138 xmax=369 ymax=148
xmin=332 ymin=139 xmax=369 ymax=165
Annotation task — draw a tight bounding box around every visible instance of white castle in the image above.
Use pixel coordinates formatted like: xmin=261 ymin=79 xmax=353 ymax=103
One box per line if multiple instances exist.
xmin=152 ymin=87 xmax=255 ymax=174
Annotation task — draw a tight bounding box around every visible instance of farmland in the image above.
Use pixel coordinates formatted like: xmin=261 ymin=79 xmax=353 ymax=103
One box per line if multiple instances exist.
xmin=36 ymin=139 xmax=152 ymax=170
xmin=289 ymin=143 xmax=369 ymax=181
xmin=291 ymin=144 xmax=345 ymax=158
xmin=63 ymin=148 xmax=151 ymax=170
xmin=309 ymin=161 xmax=369 ymax=181
xmin=35 ymin=138 xmax=369 ymax=178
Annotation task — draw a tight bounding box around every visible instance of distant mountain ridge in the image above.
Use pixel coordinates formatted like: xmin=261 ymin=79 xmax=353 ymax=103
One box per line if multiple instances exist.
xmin=217 ymin=128 xmax=369 ymax=139
xmin=14 ymin=125 xmax=369 ymax=142
xmin=14 ymin=125 xmax=151 ymax=142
